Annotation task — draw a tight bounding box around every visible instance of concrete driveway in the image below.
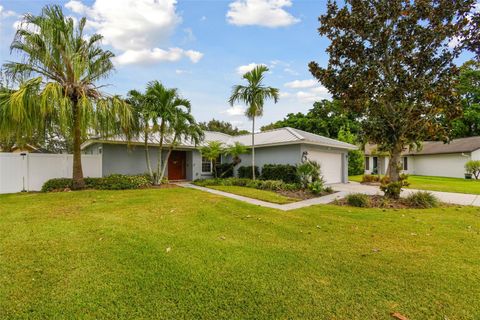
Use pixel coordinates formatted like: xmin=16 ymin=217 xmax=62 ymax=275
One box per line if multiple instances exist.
xmin=331 ymin=182 xmax=480 ymax=207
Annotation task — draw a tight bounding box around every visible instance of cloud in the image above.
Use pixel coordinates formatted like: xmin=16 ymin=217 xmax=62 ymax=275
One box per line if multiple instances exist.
xmin=175 ymin=69 xmax=191 ymax=75
xmin=296 ymin=86 xmax=331 ymax=103
xmin=283 ymin=67 xmax=299 ymax=76
xmin=236 ymin=62 xmax=268 ymax=75
xmin=113 ymin=48 xmax=203 ymax=65
xmin=227 ymin=0 xmax=299 ymax=28
xmin=222 ymin=105 xmax=246 ymax=116
xmin=0 ymin=5 xmax=16 ymax=18
xmin=279 ymin=92 xmax=291 ymax=98
xmin=284 ymin=79 xmax=318 ymax=89
xmin=65 ymin=0 xmax=203 ymax=65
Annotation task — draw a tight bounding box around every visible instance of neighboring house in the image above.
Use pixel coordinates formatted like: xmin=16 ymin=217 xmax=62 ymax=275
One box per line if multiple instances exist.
xmin=82 ymin=127 xmax=357 ymax=184
xmin=0 ymin=144 xmax=51 ymax=154
xmin=364 ymin=136 xmax=480 ymax=178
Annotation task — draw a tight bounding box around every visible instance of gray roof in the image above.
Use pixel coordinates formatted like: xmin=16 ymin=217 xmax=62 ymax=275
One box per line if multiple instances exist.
xmin=82 ymin=127 xmax=357 ymax=151
xmin=365 ymin=136 xmax=480 ymax=156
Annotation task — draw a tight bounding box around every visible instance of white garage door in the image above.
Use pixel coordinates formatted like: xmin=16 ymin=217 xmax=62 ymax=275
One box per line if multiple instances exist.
xmin=307 ymin=150 xmax=343 ymax=184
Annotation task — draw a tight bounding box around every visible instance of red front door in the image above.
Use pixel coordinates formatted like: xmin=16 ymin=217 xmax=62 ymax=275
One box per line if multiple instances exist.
xmin=168 ymin=151 xmax=186 ymax=180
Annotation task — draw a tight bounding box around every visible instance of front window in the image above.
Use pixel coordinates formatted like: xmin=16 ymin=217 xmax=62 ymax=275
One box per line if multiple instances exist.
xmin=403 ymin=157 xmax=408 ymax=170
xmin=202 ymin=157 xmax=211 ymax=173
xmin=365 ymin=156 xmax=370 ymax=170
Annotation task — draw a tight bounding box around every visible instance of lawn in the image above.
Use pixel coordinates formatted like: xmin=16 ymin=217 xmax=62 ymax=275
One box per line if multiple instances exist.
xmin=1 ymin=188 xmax=479 ymax=319
xmin=206 ymin=185 xmax=298 ymax=204
xmin=350 ymin=174 xmax=480 ymax=194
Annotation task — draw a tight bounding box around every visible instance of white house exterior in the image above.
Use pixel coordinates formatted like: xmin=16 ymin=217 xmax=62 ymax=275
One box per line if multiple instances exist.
xmin=364 ymin=136 xmax=480 ymax=178
xmin=82 ymin=127 xmax=357 ymax=184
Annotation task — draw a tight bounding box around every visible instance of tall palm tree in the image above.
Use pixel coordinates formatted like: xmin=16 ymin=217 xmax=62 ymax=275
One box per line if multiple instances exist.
xmin=159 ymin=108 xmax=204 ymax=182
xmin=1 ymin=5 xmax=131 ymax=189
xmin=228 ymin=65 xmax=279 ymax=179
xmin=145 ymin=81 xmax=192 ymax=184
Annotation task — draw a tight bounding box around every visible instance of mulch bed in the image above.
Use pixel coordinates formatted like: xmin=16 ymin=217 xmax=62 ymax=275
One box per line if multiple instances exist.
xmin=334 ymin=195 xmax=412 ymax=209
xmin=277 ymin=189 xmax=335 ymax=200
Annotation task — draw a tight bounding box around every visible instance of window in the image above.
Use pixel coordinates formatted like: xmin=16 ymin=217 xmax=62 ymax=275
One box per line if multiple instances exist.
xmin=365 ymin=156 xmax=370 ymax=170
xmin=372 ymin=157 xmax=378 ymax=174
xmin=201 ymin=157 xmax=211 ymax=173
xmin=403 ymin=157 xmax=408 ymax=170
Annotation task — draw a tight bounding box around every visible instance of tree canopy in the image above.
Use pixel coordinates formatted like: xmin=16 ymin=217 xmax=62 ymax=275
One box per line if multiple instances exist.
xmin=309 ymin=0 xmax=476 ymax=182
xmin=199 ymin=119 xmax=249 ymax=136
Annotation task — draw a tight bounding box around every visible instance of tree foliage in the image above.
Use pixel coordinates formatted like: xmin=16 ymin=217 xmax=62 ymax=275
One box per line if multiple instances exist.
xmin=309 ymin=0 xmax=475 ymax=184
xmin=199 ymin=119 xmax=249 ymax=136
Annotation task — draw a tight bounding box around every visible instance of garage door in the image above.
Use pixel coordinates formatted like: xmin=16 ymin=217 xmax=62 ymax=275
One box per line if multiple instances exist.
xmin=307 ymin=150 xmax=343 ymax=184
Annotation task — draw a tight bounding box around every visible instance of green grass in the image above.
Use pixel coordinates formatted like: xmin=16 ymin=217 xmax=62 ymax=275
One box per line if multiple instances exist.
xmin=1 ymin=188 xmax=479 ymax=319
xmin=206 ymin=185 xmax=298 ymax=204
xmin=350 ymin=174 xmax=480 ymax=195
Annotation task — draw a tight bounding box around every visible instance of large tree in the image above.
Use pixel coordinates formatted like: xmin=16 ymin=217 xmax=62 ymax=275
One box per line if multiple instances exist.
xmin=199 ymin=119 xmax=249 ymax=136
xmin=229 ymin=65 xmax=279 ymax=180
xmin=310 ymin=0 xmax=475 ymax=182
xmin=1 ymin=5 xmax=131 ymax=189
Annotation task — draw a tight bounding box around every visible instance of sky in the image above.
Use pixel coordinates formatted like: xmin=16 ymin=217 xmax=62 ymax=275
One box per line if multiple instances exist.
xmin=0 ymin=0 xmax=476 ymax=131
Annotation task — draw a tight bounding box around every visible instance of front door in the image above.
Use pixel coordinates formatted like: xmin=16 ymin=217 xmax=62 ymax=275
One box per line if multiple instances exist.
xmin=168 ymin=151 xmax=186 ymax=180
xmin=372 ymin=157 xmax=378 ymax=174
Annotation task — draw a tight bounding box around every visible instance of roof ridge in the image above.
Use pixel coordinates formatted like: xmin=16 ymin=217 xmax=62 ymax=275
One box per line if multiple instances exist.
xmin=285 ymin=127 xmax=304 ymax=140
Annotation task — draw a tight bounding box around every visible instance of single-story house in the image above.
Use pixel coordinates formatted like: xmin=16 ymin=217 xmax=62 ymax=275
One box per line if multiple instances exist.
xmin=82 ymin=127 xmax=357 ymax=184
xmin=364 ymin=136 xmax=480 ymax=178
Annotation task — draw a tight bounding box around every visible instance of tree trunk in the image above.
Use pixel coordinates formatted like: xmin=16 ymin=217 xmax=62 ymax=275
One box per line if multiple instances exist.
xmin=159 ymin=134 xmax=177 ymax=183
xmin=251 ymin=116 xmax=256 ymax=180
xmin=155 ymin=121 xmax=165 ymax=185
xmin=387 ymin=144 xmax=403 ymax=182
xmin=144 ymin=127 xmax=153 ymax=180
xmin=71 ymin=99 xmax=85 ymax=190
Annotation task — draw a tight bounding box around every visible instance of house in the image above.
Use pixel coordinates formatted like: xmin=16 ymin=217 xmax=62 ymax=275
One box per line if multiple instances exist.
xmin=82 ymin=127 xmax=357 ymax=184
xmin=364 ymin=136 xmax=480 ymax=178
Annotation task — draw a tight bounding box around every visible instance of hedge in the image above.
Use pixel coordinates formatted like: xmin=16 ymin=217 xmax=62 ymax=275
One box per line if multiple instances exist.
xmin=193 ymin=177 xmax=299 ymax=191
xmin=260 ymin=164 xmax=299 ymax=183
xmin=238 ymin=166 xmax=260 ymax=179
xmin=42 ymin=174 xmax=151 ymax=192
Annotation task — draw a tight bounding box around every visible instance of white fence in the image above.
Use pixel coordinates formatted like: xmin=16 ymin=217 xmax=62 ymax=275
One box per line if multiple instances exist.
xmin=0 ymin=153 xmax=102 ymax=194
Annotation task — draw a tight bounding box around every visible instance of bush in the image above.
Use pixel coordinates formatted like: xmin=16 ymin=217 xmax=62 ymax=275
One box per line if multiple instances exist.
xmin=405 ymin=191 xmax=439 ymax=208
xmin=238 ymin=166 xmax=260 ymax=179
xmin=216 ymin=163 xmax=235 ymax=178
xmin=41 ymin=178 xmax=73 ymax=192
xmin=193 ymin=177 xmax=300 ymax=192
xmin=42 ymin=174 xmax=151 ymax=192
xmin=346 ymin=193 xmax=370 ymax=207
xmin=308 ymin=180 xmax=324 ymax=194
xmin=465 ymin=160 xmax=480 ymax=179
xmin=380 ymin=174 xmax=409 ymax=199
xmin=297 ymin=160 xmax=323 ymax=188
xmin=362 ymin=174 xmax=381 ymax=183
xmin=260 ymin=164 xmax=299 ymax=183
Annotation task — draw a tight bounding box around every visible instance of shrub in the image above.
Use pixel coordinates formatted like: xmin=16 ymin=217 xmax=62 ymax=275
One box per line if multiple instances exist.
xmin=362 ymin=174 xmax=381 ymax=183
xmin=216 ymin=163 xmax=235 ymax=178
xmin=465 ymin=160 xmax=480 ymax=179
xmin=308 ymin=180 xmax=324 ymax=194
xmin=42 ymin=174 xmax=151 ymax=192
xmin=41 ymin=178 xmax=73 ymax=192
xmin=260 ymin=164 xmax=299 ymax=183
xmin=380 ymin=174 xmax=409 ymax=199
xmin=346 ymin=193 xmax=370 ymax=207
xmin=405 ymin=191 xmax=439 ymax=208
xmin=297 ymin=160 xmax=323 ymax=188
xmin=193 ymin=177 xmax=300 ymax=192
xmin=324 ymin=186 xmax=334 ymax=193
xmin=238 ymin=166 xmax=260 ymax=179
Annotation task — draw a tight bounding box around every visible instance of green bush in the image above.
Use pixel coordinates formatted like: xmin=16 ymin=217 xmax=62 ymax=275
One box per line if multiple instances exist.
xmin=42 ymin=174 xmax=151 ymax=192
xmin=297 ymin=160 xmax=323 ymax=188
xmin=346 ymin=193 xmax=370 ymax=207
xmin=380 ymin=174 xmax=409 ymax=199
xmin=361 ymin=174 xmax=381 ymax=183
xmin=193 ymin=177 xmax=300 ymax=192
xmin=41 ymin=178 xmax=73 ymax=192
xmin=308 ymin=180 xmax=324 ymax=194
xmin=216 ymin=163 xmax=235 ymax=178
xmin=405 ymin=191 xmax=439 ymax=208
xmin=238 ymin=166 xmax=260 ymax=179
xmin=260 ymin=164 xmax=299 ymax=183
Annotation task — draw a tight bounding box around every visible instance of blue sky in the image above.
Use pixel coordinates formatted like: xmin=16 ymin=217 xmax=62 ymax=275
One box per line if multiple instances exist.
xmin=0 ymin=0 xmax=475 ymax=130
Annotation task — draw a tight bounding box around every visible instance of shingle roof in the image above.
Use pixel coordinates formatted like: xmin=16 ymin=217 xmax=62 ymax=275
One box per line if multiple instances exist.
xmin=364 ymin=136 xmax=480 ymax=156
xmin=82 ymin=127 xmax=357 ymax=151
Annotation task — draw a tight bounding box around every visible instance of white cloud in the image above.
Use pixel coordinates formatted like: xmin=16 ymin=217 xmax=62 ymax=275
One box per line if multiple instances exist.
xmin=65 ymin=0 xmax=203 ymax=65
xmin=0 ymin=5 xmax=16 ymax=18
xmin=279 ymin=92 xmax=291 ymax=98
xmin=236 ymin=62 xmax=267 ymax=75
xmin=296 ymin=86 xmax=331 ymax=103
xmin=113 ymin=48 xmax=203 ymax=65
xmin=222 ymin=105 xmax=246 ymax=116
xmin=175 ymin=69 xmax=191 ymax=75
xmin=283 ymin=67 xmax=299 ymax=76
xmin=284 ymin=79 xmax=318 ymax=89
xmin=227 ymin=0 xmax=300 ymax=28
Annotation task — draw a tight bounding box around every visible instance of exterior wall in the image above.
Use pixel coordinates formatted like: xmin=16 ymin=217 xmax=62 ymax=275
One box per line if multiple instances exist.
xmin=235 ymin=144 xmax=303 ymax=174
xmin=364 ymin=156 xmax=414 ymax=175
xmin=411 ymin=153 xmax=470 ymax=178
xmin=301 ymin=144 xmax=348 ymax=183
xmin=472 ymin=149 xmax=480 ymax=160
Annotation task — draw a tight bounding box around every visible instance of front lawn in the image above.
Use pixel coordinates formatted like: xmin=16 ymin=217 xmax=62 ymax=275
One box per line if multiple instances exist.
xmin=350 ymin=174 xmax=480 ymax=194
xmin=207 ymin=185 xmax=297 ymax=204
xmin=1 ymin=188 xmax=479 ymax=319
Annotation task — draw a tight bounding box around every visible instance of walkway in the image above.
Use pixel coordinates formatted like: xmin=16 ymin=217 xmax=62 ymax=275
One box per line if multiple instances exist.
xmin=179 ymin=182 xmax=480 ymax=210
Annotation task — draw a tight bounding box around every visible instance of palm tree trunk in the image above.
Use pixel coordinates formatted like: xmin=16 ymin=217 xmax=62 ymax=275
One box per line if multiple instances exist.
xmin=71 ymin=99 xmax=85 ymax=190
xmin=144 ymin=127 xmax=153 ymax=180
xmin=251 ymin=116 xmax=256 ymax=180
xmin=160 ymin=134 xmax=177 ymax=182
xmin=156 ymin=120 xmax=165 ymax=185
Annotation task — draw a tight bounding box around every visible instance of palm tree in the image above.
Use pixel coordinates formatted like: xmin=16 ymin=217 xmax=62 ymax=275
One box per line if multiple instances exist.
xmin=224 ymin=141 xmax=248 ymax=166
xmin=200 ymin=141 xmax=224 ymax=178
xmin=159 ymin=108 xmax=204 ymax=182
xmin=1 ymin=5 xmax=131 ymax=189
xmin=228 ymin=65 xmax=279 ymax=179
xmin=145 ymin=81 xmax=192 ymax=184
